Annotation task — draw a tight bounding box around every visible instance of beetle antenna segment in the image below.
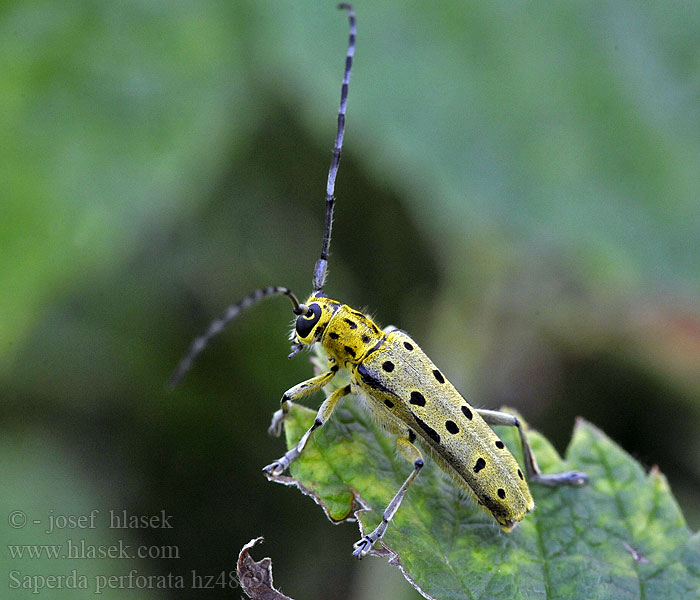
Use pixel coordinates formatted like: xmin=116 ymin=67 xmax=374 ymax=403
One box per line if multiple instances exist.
xmin=169 ymin=286 xmax=302 ymax=389
xmin=312 ymin=3 xmax=356 ymax=293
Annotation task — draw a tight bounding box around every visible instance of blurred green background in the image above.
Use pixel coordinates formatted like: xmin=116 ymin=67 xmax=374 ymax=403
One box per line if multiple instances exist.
xmin=1 ymin=1 xmax=699 ymax=599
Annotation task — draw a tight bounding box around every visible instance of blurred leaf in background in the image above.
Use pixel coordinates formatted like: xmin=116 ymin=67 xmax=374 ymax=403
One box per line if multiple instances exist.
xmin=1 ymin=1 xmax=698 ymax=599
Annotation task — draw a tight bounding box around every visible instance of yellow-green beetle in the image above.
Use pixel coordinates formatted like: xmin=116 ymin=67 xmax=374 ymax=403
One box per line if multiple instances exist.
xmin=170 ymin=3 xmax=587 ymax=559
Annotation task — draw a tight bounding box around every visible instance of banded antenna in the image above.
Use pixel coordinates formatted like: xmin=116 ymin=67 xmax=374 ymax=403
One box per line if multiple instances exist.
xmin=168 ymin=287 xmax=302 ymax=389
xmin=169 ymin=4 xmax=356 ymax=388
xmin=312 ymin=2 xmax=356 ymax=293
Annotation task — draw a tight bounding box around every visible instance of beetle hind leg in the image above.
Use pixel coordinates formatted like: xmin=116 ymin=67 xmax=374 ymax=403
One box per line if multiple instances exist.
xmin=477 ymin=409 xmax=588 ymax=486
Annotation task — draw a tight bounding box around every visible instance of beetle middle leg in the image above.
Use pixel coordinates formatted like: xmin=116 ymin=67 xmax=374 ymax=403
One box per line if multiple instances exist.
xmin=353 ymin=428 xmax=424 ymax=558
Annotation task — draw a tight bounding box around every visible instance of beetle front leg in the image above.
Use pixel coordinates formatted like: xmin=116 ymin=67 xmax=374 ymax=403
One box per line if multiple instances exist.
xmin=263 ymin=384 xmax=350 ymax=477
xmin=267 ymin=362 xmax=339 ymax=437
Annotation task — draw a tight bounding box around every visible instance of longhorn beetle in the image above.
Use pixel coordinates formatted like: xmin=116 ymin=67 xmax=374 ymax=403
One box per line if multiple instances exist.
xmin=170 ymin=4 xmax=588 ymax=559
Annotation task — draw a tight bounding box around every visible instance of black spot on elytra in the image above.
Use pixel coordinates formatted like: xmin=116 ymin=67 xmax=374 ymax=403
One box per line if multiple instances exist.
xmin=445 ymin=420 xmax=459 ymax=434
xmin=403 ymin=341 xmax=413 ymax=351
xmin=461 ymin=405 xmax=473 ymax=420
xmin=474 ymin=457 xmax=486 ymax=473
xmin=344 ymin=346 xmax=356 ymax=358
xmin=495 ymin=440 xmax=504 ymax=449
xmin=411 ymin=412 xmax=441 ymax=444
xmin=384 ymin=399 xmax=394 ymax=408
xmin=409 ymin=391 xmax=426 ymax=407
xmin=432 ymin=369 xmax=445 ymax=384
xmin=497 ymin=488 xmax=506 ymax=499
xmin=382 ymin=361 xmax=395 ymax=372
xmin=517 ymin=469 xmax=524 ymax=480
xmin=329 ymin=332 xmax=339 ymax=339
xmin=343 ymin=318 xmax=357 ymax=329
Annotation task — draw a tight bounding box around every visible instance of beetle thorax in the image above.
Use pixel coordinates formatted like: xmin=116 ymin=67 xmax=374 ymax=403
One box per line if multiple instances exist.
xmin=320 ymin=304 xmax=385 ymax=366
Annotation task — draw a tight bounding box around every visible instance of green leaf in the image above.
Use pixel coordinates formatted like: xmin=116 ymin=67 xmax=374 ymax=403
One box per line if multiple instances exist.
xmin=271 ymin=390 xmax=699 ymax=599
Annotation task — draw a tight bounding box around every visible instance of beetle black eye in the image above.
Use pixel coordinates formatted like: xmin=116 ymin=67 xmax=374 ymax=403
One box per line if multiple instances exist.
xmin=295 ymin=303 xmax=322 ymax=338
